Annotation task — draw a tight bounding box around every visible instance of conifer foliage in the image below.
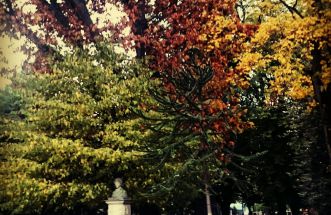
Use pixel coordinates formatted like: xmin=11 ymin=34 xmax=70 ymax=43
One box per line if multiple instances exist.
xmin=138 ymin=51 xmax=251 ymax=212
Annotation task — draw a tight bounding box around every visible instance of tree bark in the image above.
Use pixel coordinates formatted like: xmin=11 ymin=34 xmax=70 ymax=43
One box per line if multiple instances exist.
xmin=133 ymin=0 xmax=147 ymax=58
xmin=68 ymin=0 xmax=93 ymax=26
xmin=310 ymin=42 xmax=331 ymax=172
xmin=205 ymin=183 xmax=213 ymax=215
xmin=49 ymin=0 xmax=70 ymax=28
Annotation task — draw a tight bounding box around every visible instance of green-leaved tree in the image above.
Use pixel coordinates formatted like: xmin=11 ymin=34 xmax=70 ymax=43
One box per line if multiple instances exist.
xmin=0 ymin=44 xmax=150 ymax=215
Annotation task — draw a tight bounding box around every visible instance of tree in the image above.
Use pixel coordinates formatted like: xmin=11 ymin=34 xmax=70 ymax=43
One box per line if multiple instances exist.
xmin=1 ymin=2 xmax=257 ymax=213
xmin=232 ymin=68 xmax=331 ymax=215
xmin=137 ymin=52 xmax=253 ymax=214
xmin=240 ymin=103 xmax=303 ymax=215
xmin=236 ymin=99 xmax=331 ymax=215
xmin=127 ymin=1 xmax=258 ymax=213
xmin=0 ymin=0 xmax=149 ymax=73
xmin=238 ymin=0 xmax=331 ymax=168
xmin=0 ymin=44 xmax=150 ymax=214
xmin=1 ymin=0 xmax=95 ymax=71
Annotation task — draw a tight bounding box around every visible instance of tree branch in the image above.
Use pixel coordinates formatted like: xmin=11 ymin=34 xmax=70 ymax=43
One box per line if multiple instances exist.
xmin=3 ymin=0 xmax=14 ymax=15
xmin=1 ymin=0 xmax=53 ymax=54
xmin=67 ymin=0 xmax=93 ymax=26
xmin=235 ymin=0 xmax=246 ymax=22
xmin=49 ymin=0 xmax=70 ymax=28
xmin=279 ymin=0 xmax=304 ymax=18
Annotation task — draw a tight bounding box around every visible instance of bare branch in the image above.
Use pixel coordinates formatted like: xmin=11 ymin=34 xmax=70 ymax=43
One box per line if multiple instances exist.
xmin=279 ymin=0 xmax=304 ymax=18
xmin=293 ymin=0 xmax=298 ymax=8
xmin=235 ymin=0 xmax=247 ymax=22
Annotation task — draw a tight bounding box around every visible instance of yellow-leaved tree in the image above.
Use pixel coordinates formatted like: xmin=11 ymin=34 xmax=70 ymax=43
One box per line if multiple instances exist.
xmin=237 ymin=0 xmax=331 ymax=167
xmin=0 ymin=44 xmax=151 ymax=214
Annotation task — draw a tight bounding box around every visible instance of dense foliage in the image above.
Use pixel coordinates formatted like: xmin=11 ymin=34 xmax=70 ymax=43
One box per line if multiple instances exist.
xmin=0 ymin=0 xmax=330 ymax=215
xmin=238 ymin=0 xmax=331 ymax=164
xmin=137 ymin=53 xmax=246 ymax=209
xmin=0 ymin=45 xmax=150 ymax=214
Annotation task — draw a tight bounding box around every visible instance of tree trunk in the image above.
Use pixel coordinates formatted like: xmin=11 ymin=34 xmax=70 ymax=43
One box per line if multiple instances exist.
xmin=133 ymin=0 xmax=148 ymax=58
xmin=205 ymin=183 xmax=213 ymax=215
xmin=247 ymin=203 xmax=253 ymax=215
xmin=310 ymin=42 xmax=331 ymax=172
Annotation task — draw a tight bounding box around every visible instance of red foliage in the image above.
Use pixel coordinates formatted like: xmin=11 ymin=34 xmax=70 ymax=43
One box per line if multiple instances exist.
xmin=1 ymin=0 xmax=257 ymax=154
xmin=123 ymin=0 xmax=257 ymax=152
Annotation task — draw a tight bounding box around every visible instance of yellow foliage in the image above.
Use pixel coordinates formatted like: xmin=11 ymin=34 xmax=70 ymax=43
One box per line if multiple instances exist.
xmin=238 ymin=3 xmax=331 ymax=105
xmin=199 ymin=15 xmax=242 ymax=52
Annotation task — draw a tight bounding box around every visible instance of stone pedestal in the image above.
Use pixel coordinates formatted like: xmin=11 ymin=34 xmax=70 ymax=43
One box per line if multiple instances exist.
xmin=105 ymin=199 xmax=131 ymax=215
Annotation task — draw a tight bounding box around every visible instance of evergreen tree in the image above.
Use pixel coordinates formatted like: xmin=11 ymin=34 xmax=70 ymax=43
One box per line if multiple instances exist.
xmin=138 ymin=52 xmax=251 ymax=214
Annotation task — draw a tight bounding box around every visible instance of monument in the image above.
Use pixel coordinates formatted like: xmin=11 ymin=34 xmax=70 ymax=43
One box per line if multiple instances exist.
xmin=105 ymin=178 xmax=131 ymax=215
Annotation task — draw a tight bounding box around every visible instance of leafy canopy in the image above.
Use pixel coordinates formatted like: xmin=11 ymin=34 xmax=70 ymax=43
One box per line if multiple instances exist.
xmin=0 ymin=44 xmax=150 ymax=214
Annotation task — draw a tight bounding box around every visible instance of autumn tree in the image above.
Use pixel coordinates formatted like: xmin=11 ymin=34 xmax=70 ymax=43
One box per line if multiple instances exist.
xmin=132 ymin=1 xmax=259 ymax=161
xmin=1 ymin=1 xmax=256 ymax=214
xmin=135 ymin=50 xmax=255 ymax=214
xmin=1 ymin=0 xmax=94 ymax=71
xmin=235 ymin=23 xmax=331 ymax=212
xmin=123 ymin=1 xmax=260 ymax=213
xmin=1 ymin=0 xmax=256 ymax=74
xmin=0 ymin=44 xmax=150 ymax=214
xmin=0 ymin=0 xmax=149 ymax=74
xmin=238 ymin=0 xmax=331 ymax=169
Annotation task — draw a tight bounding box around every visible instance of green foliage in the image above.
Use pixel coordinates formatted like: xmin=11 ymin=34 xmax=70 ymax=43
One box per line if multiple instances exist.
xmin=235 ymin=98 xmax=331 ymax=214
xmin=0 ymin=88 xmax=22 ymax=116
xmin=0 ymin=45 xmax=150 ymax=214
xmin=0 ymin=87 xmax=25 ymax=144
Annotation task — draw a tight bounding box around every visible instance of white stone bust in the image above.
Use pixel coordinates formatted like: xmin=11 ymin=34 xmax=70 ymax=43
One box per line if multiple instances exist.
xmin=110 ymin=178 xmax=128 ymax=200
